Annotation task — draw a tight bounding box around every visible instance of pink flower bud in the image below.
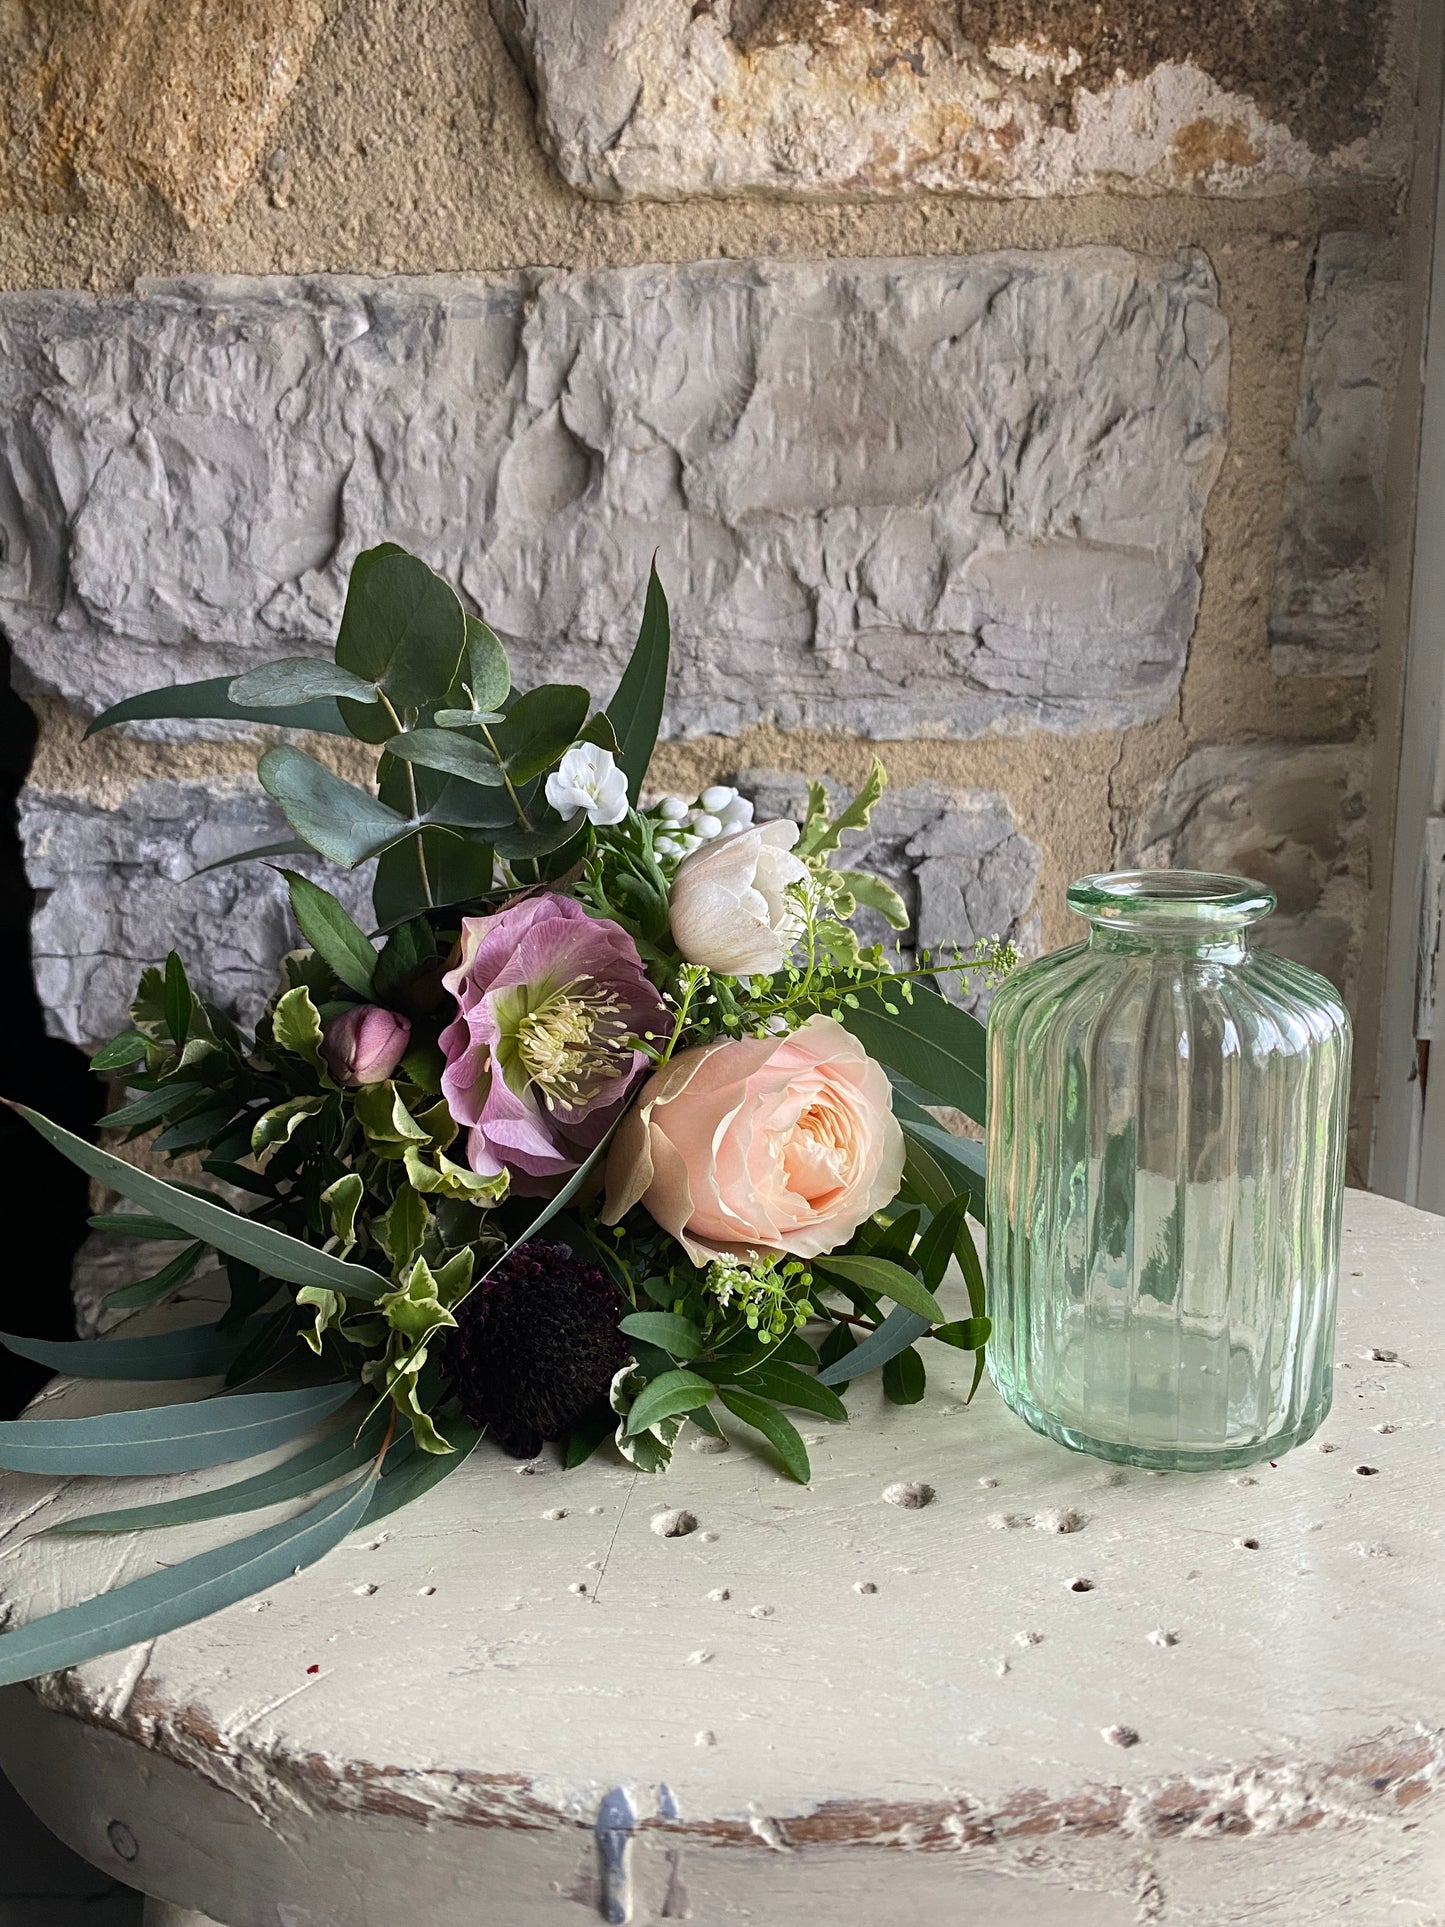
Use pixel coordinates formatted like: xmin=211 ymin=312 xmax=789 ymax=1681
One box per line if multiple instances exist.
xmin=322 ymin=1005 xmax=411 ymax=1087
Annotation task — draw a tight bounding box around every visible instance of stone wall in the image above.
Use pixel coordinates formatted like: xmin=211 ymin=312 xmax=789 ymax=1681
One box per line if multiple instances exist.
xmin=0 ymin=0 xmax=1432 ymax=1170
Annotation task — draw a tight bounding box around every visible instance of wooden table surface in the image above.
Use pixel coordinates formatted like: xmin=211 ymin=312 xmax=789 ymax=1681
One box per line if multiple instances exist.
xmin=1 ymin=1188 xmax=1441 ymax=1927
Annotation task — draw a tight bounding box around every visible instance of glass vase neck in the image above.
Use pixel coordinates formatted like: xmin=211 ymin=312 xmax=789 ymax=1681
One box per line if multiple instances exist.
xmin=1068 ymin=870 xmax=1275 ymax=961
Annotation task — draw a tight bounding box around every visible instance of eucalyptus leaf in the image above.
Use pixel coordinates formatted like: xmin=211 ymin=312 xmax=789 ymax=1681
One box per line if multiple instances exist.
xmin=84 ymin=677 xmax=348 ymax=740
xmin=461 ymin=614 xmax=510 ymax=712
xmin=259 ymin=747 xmax=414 ymax=868
xmin=492 ymin=684 xmax=590 ymax=784
xmin=816 ymin=1306 xmax=929 ymax=1387
xmin=191 ymin=838 xmax=313 ymax=878
xmin=48 ymin=1418 xmax=386 ymax=1536
xmin=0 ymin=1381 xmax=357 ymax=1476
xmin=0 ymin=1470 xmax=377 ymax=1688
xmin=8 ymin=1106 xmax=391 ymax=1301
xmin=0 ymin=1316 xmax=269 ymax=1382
xmin=605 ymin=563 xmax=669 ymax=804
xmin=385 ymin=728 xmax=504 ymax=787
xmin=280 ymin=871 xmax=377 ymax=998
xmin=335 ymin=548 xmax=467 ymax=741
xmin=230 ymin=659 xmax=381 ymax=708
xmin=88 ymin=1214 xmax=188 ymax=1241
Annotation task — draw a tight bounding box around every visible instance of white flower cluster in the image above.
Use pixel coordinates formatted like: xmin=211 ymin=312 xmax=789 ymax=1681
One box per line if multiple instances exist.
xmin=651 ymin=784 xmax=754 ymax=860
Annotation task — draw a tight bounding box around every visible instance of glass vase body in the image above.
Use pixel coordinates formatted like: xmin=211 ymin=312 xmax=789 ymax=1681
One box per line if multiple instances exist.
xmin=986 ymin=871 xmax=1351 ymax=1471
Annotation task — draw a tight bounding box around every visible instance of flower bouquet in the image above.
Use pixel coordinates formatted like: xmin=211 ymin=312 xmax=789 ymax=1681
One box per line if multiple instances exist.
xmin=0 ymin=546 xmax=1006 ymax=1685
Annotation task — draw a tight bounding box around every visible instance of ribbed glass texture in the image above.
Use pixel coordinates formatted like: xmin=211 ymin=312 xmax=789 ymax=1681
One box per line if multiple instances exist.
xmin=986 ymin=871 xmax=1351 ymax=1471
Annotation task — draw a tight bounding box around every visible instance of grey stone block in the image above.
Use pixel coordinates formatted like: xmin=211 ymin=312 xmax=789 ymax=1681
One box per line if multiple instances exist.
xmin=738 ymin=770 xmax=1041 ymax=1015
xmin=494 ymin=0 xmax=1409 ymax=204
xmin=21 ymin=775 xmax=373 ymax=1047
xmin=0 ymin=255 xmax=1226 ymax=741
xmin=1119 ymin=743 xmax=1370 ymax=996
xmin=1269 ymin=234 xmax=1405 ymax=677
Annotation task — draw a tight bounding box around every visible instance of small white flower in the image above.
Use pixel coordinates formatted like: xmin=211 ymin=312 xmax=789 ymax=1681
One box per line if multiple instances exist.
xmin=720 ymin=796 xmax=754 ymax=833
xmin=657 ymin=794 xmax=691 ymax=823
xmin=699 ymin=784 xmax=737 ymax=814
xmin=692 ymin=812 xmax=724 ymax=839
xmin=654 ymin=834 xmax=681 ymax=857
xmin=545 ymin=743 xmax=629 ymax=827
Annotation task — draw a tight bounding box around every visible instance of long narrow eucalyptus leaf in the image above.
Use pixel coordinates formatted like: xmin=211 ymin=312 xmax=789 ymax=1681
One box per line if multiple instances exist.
xmin=840 ymin=984 xmax=986 ymax=1124
xmin=48 ymin=1418 xmax=386 ymax=1536
xmin=0 ymin=1470 xmax=378 ymax=1688
xmin=84 ymin=678 xmax=348 ymax=740
xmin=0 ymin=1382 xmax=357 ymax=1476
xmin=7 ymin=1106 xmax=390 ymax=1300
xmin=359 ymin=1413 xmax=484 ymax=1526
xmin=0 ymin=1317 xmax=268 ymax=1383
xmin=816 ymin=1307 xmax=930 ymax=1386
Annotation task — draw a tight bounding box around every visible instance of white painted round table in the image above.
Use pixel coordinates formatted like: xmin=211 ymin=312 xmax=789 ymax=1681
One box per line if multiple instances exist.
xmin=1 ymin=1188 xmax=1442 ymax=1927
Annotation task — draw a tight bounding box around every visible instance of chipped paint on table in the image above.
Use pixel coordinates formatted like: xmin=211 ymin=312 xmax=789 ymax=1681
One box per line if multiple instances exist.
xmin=0 ymin=1188 xmax=1442 ymax=1924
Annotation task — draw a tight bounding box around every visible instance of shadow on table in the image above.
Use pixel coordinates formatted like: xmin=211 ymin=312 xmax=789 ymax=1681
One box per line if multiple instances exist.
xmin=0 ymin=1771 xmax=141 ymax=1927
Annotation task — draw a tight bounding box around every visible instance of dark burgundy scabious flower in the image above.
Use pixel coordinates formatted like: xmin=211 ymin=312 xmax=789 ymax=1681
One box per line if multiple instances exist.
xmin=438 ymin=1240 xmax=631 ymax=1459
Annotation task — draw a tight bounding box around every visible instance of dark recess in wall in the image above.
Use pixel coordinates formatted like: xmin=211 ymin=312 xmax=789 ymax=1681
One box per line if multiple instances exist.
xmin=0 ymin=637 xmax=102 ymax=1419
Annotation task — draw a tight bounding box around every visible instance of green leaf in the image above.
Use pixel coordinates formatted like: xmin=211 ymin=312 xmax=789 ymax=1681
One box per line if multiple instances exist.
xmin=88 ymin=1213 xmax=188 ymax=1241
xmin=280 ymin=871 xmax=378 ymax=998
xmin=797 ymin=756 xmax=886 ymax=859
xmin=335 ymin=548 xmax=467 ymax=742
xmin=816 ymin=1306 xmax=929 ymax=1387
xmin=729 ymin=1359 xmax=847 ymax=1422
xmin=837 ymin=868 xmax=909 ymax=930
xmin=251 ymin=1094 xmax=325 ymax=1156
xmin=384 ymin=728 xmax=504 ymax=787
xmin=932 ymin=1317 xmax=991 ymax=1351
xmin=102 ymin=1241 xmax=207 ymax=1310
xmin=371 ymin=824 xmax=495 ymax=928
xmin=492 ymin=684 xmax=590 ymax=784
xmin=0 ymin=1381 xmax=357 ymax=1476
xmin=102 ymin=1081 xmax=201 ymax=1136
xmin=84 ymin=677 xmax=347 ymax=740
xmin=882 ymin=1345 xmax=927 ymax=1405
xmin=461 ymin=614 xmax=511 ymax=712
xmin=890 ymin=1078 xmax=986 ymax=1216
xmin=618 ymin=1311 xmax=705 ymax=1359
xmin=564 ymin=1402 xmax=616 ymax=1469
xmin=230 ymin=659 xmax=382 ymax=708
xmin=376 ymin=1184 xmax=430 ymax=1274
xmin=841 ymin=984 xmax=987 ymax=1126
xmin=258 ymin=746 xmax=414 ymax=868
xmin=322 ymin=1173 xmax=365 ymax=1256
xmin=373 ymin=918 xmax=435 ymax=1004
xmin=162 ymin=951 xmax=192 ymax=1048
xmin=191 ymin=838 xmax=313 ymax=878
xmin=716 ymin=1386 xmax=811 ymax=1483
xmin=90 ymin=1030 xmax=147 ymax=1073
xmin=50 ymin=1418 xmax=385 ymax=1536
xmin=0 ymin=1316 xmax=269 ymax=1382
xmin=0 ymin=1470 xmax=377 ymax=1688
xmin=490 ymin=811 xmax=588 ymax=863
xmin=624 ymin=1368 xmax=716 ymax=1435
xmin=605 ymin=562 xmax=670 ymax=804
xmin=152 ymin=1107 xmax=240 ymax=1157
xmin=8 ymin=1105 xmax=391 ymax=1301
xmin=271 ymin=984 xmax=327 ymax=1071
xmin=898 ymin=1117 xmax=985 ymax=1223
xmin=913 ymin=1195 xmax=970 ymax=1292
xmin=812 ymin=1254 xmax=943 ymax=1325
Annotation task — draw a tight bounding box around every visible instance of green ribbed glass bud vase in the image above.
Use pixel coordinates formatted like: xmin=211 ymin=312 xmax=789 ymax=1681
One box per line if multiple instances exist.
xmin=986 ymin=871 xmax=1351 ymax=1471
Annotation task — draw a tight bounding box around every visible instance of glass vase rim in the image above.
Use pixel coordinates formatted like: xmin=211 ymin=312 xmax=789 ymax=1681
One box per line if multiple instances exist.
xmin=1067 ymin=869 xmax=1277 ymax=929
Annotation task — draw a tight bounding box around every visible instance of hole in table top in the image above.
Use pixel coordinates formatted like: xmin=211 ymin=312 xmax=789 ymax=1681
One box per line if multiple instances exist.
xmin=1356 ymin=1464 xmax=1380 ymax=1476
xmin=1070 ymin=1577 xmax=1095 ymax=1592
xmin=883 ymin=1480 xmax=935 ymax=1509
xmin=1237 ymin=1538 xmax=1261 ymax=1550
xmin=652 ymin=1508 xmax=698 ymax=1537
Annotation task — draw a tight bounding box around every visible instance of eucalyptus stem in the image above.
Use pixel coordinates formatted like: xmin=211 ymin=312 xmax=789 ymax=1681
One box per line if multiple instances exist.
xmin=378 ymin=692 xmax=432 ymax=908
xmin=479 ymin=721 xmax=531 ymax=832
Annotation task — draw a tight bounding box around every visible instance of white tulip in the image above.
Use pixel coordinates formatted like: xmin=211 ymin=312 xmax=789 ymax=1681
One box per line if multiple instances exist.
xmin=668 ymin=819 xmax=809 ymax=976
xmin=545 ymin=742 xmax=629 ymax=827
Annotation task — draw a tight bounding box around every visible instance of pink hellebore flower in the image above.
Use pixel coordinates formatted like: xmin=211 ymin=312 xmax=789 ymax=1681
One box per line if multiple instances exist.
xmin=439 ymin=893 xmax=670 ymax=1195
xmin=322 ymin=1005 xmax=412 ymax=1087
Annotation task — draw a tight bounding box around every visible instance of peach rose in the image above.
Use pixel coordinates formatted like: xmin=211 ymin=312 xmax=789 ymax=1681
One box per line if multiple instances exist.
xmin=603 ymin=1014 xmax=904 ymax=1264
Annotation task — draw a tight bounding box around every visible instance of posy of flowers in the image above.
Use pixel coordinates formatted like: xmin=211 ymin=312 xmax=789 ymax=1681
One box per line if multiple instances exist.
xmin=0 ymin=547 xmax=1007 ymax=1684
